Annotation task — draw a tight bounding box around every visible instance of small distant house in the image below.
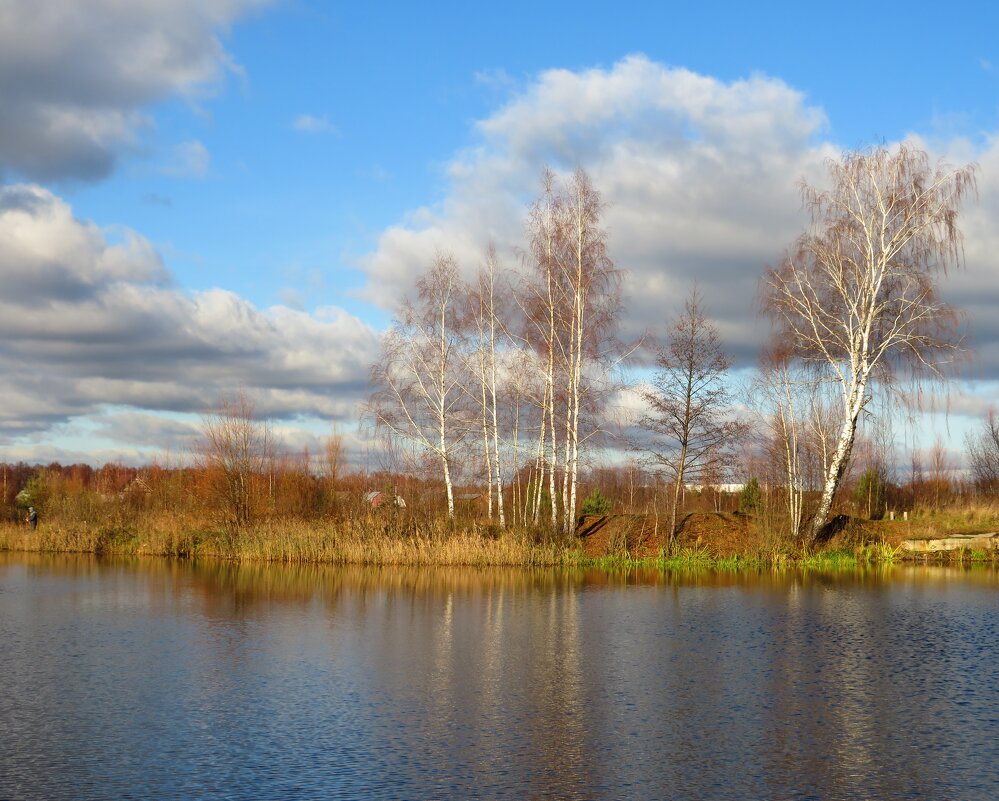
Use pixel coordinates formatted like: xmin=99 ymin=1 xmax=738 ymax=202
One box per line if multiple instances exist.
xmin=686 ymin=483 xmax=746 ymax=494
xmin=364 ymin=491 xmax=406 ymax=509
xmin=120 ymin=476 xmax=152 ymax=498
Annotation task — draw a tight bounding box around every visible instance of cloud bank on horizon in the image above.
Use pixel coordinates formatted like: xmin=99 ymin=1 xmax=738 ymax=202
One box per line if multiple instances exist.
xmin=1 ymin=3 xmax=998 ymax=464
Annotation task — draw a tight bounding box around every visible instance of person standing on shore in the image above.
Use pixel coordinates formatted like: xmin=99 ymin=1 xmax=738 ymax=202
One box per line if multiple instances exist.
xmin=27 ymin=507 xmax=37 ymax=530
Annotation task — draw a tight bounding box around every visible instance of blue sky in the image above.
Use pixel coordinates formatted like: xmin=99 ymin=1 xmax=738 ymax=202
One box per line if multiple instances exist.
xmin=2 ymin=0 xmax=999 ymax=466
xmin=64 ymin=0 xmax=999 ymax=313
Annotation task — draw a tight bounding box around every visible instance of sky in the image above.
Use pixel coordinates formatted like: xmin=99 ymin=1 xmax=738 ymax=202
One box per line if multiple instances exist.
xmin=2 ymin=0 xmax=999 ymax=468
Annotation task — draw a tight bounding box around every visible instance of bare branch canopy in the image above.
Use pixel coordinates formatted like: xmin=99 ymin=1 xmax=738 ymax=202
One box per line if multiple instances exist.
xmin=762 ymin=144 xmax=976 ymax=541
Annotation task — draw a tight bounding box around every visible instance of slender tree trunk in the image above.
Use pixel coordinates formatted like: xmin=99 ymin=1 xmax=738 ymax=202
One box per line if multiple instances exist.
xmin=808 ymin=379 xmax=867 ymax=541
xmin=488 ymin=284 xmax=505 ymax=528
xmin=442 ymin=452 xmax=455 ymax=518
xmin=532 ymin=388 xmax=547 ymax=524
xmin=438 ymin=296 xmax=455 ymax=520
xmin=670 ymin=445 xmax=688 ymax=546
xmin=566 ymin=221 xmax=585 ymax=536
xmin=511 ymin=394 xmax=521 ymax=527
xmin=560 ymin=279 xmax=574 ymax=529
xmin=547 ymin=351 xmax=559 ymax=529
xmin=561 ymin=366 xmax=572 ymax=532
xmin=480 ymin=369 xmax=493 ymax=519
xmin=533 ymin=406 xmax=546 ymax=524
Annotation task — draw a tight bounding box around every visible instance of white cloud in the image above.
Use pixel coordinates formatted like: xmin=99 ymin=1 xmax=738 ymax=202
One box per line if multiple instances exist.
xmin=0 ymin=0 xmax=269 ymax=180
xmin=357 ymin=55 xmax=835 ymax=365
xmin=0 ymin=184 xmax=379 ymax=441
xmin=356 ymin=54 xmax=999 ymax=379
xmin=292 ymin=114 xmax=338 ymax=135
xmin=8 ymin=52 xmax=999 ymax=462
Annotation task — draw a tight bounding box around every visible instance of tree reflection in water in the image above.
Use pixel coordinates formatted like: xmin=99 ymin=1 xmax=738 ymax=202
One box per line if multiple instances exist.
xmin=1 ymin=554 xmax=996 ymax=800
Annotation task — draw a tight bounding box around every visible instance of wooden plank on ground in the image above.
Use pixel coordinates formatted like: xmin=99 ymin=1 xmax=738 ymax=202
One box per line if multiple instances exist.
xmin=900 ymin=533 xmax=999 ymax=553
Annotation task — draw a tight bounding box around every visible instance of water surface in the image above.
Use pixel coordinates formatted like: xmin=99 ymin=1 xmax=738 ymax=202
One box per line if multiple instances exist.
xmin=1 ymin=555 xmax=996 ymax=800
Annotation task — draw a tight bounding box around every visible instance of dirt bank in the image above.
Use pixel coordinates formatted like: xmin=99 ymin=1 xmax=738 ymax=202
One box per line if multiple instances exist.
xmin=577 ymin=511 xmax=755 ymax=557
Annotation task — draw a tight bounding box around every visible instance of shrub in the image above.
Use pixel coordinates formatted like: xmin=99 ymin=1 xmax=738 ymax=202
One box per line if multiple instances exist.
xmin=854 ymin=468 xmax=886 ymax=519
xmin=581 ymin=488 xmax=612 ymax=516
xmin=739 ymin=478 xmax=762 ymax=513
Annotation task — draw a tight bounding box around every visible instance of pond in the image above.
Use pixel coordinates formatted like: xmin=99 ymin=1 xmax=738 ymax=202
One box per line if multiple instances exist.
xmin=0 ymin=554 xmax=996 ymax=800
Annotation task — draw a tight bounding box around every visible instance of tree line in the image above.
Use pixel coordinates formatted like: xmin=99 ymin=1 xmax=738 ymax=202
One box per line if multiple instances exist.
xmin=367 ymin=145 xmax=980 ymax=544
xmin=2 ymin=144 xmax=993 ymax=548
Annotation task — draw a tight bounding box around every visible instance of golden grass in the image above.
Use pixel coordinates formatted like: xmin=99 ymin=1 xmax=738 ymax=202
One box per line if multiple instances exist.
xmin=906 ymin=505 xmax=999 ymax=536
xmin=0 ymin=514 xmax=585 ymax=567
xmin=3 ymin=504 xmax=997 ymax=568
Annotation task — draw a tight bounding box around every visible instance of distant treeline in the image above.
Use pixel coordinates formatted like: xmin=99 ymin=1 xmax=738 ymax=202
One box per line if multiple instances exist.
xmin=1 ymin=445 xmax=995 ymax=535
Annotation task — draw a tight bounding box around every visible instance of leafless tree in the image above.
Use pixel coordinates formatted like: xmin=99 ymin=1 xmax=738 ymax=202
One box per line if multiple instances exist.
xmin=522 ymin=167 xmax=621 ymax=534
xmin=323 ymin=423 xmax=344 ymax=489
xmin=639 ymin=288 xmax=742 ymax=542
xmin=966 ymin=410 xmax=999 ymax=496
xmin=467 ymin=246 xmax=507 ymax=526
xmin=199 ymin=391 xmax=271 ymax=530
xmin=927 ymin=435 xmax=951 ymax=508
xmin=753 ymin=347 xmax=807 ymax=539
xmin=368 ymin=253 xmax=469 ymax=517
xmin=763 ymin=145 xmax=975 ymax=542
xmin=503 ymin=347 xmax=542 ymax=527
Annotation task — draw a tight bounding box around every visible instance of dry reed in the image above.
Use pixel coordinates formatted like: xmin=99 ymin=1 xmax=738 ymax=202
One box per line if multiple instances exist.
xmin=0 ymin=513 xmax=585 ymax=567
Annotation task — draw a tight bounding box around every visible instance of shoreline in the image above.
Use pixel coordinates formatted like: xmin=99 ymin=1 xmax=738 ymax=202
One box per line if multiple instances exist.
xmin=2 ymin=520 xmax=996 ymax=570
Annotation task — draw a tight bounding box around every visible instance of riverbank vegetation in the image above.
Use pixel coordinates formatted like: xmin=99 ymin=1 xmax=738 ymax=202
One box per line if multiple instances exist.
xmin=3 ymin=145 xmax=998 ymax=568
xmin=0 ymin=466 xmax=995 ymax=567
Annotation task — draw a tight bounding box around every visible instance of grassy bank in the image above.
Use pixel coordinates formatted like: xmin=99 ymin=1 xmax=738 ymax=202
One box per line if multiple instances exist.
xmin=0 ymin=516 xmax=586 ymax=567
xmin=2 ymin=512 xmax=995 ymax=569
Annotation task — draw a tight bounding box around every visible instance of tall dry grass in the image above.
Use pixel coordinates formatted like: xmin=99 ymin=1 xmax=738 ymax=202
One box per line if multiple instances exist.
xmin=3 ymin=502 xmax=997 ymax=568
xmin=0 ymin=512 xmax=585 ymax=567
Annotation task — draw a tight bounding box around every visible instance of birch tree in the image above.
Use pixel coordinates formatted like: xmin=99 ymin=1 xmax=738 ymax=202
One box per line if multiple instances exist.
xmin=467 ymin=246 xmax=506 ymax=526
xmin=369 ymin=253 xmax=468 ymax=518
xmin=763 ymin=145 xmax=975 ymax=542
xmin=561 ymin=169 xmax=615 ymax=534
xmin=753 ymin=348 xmax=807 ymax=539
xmin=524 ymin=168 xmax=567 ymax=530
xmin=522 ymin=167 xmax=620 ymax=534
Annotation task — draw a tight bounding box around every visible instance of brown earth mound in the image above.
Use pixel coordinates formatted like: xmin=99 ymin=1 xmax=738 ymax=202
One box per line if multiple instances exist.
xmin=577 ymin=511 xmax=755 ymax=558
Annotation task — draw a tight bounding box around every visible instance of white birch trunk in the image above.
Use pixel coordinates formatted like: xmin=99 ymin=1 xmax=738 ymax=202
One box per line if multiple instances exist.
xmin=442 ymin=451 xmax=455 ymax=518
xmin=481 ymin=371 xmax=493 ymax=519
xmin=487 ymin=266 xmax=505 ymax=528
xmin=438 ymin=291 xmax=455 ymax=520
xmin=533 ymin=403 xmax=546 ymax=524
xmin=546 ymin=327 xmax=559 ymax=529
xmin=566 ymin=235 xmax=584 ymax=536
xmin=808 ymin=377 xmax=867 ymax=540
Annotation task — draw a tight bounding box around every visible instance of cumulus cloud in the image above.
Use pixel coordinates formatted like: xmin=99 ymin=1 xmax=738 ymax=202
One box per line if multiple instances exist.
xmin=0 ymin=185 xmax=379 ymax=441
xmin=357 ymin=54 xmax=999 ymax=379
xmin=0 ymin=0 xmax=267 ymax=181
xmin=930 ymin=136 xmax=999 ymax=382
xmin=90 ymin=412 xmax=202 ymax=453
xmin=358 ymin=55 xmax=837 ymax=365
xmin=292 ymin=114 xmax=338 ymax=135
